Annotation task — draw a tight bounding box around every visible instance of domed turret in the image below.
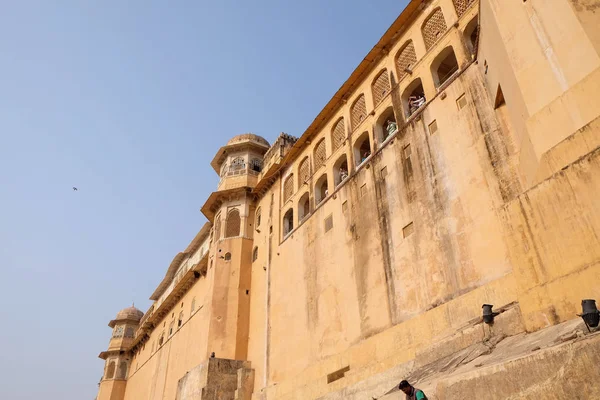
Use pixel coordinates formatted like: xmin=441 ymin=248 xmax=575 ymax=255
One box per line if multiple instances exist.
xmin=226 ymin=133 xmax=270 ymax=147
xmin=114 ymin=306 xmax=144 ymax=323
xmin=210 ymin=133 xmax=271 ymax=192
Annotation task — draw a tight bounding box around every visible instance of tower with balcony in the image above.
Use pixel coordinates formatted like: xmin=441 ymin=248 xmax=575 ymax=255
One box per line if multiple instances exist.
xmin=202 ymin=133 xmax=270 ymax=361
xmin=97 ymin=306 xmax=143 ymax=400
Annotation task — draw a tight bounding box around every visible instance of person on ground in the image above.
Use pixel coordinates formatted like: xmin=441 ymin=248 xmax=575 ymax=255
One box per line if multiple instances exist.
xmin=398 ymin=380 xmax=427 ymax=400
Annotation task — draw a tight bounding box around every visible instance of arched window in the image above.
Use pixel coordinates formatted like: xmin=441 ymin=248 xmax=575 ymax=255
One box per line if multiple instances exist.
xmin=464 ymin=15 xmax=479 ymax=55
xmin=334 ymin=154 xmax=349 ymax=187
xmin=169 ymin=321 xmax=175 ymax=336
xmin=402 ymin=78 xmax=426 ymax=117
xmin=106 ymin=361 xmax=116 ymax=379
xmin=422 ymin=8 xmax=447 ymax=50
xmin=350 ymin=94 xmax=367 ymax=131
xmin=395 ymin=41 xmax=417 ymax=83
xmin=255 ymin=207 xmax=262 ymax=229
xmin=283 ymin=174 xmax=294 ymax=203
xmin=214 ymin=212 xmax=222 ymax=240
xmin=372 ymin=70 xmax=391 ymax=107
xmin=315 ymin=174 xmax=329 ymax=205
xmin=313 ymin=138 xmax=327 ymax=170
xmin=453 ymin=0 xmax=476 ymax=18
xmin=431 ymin=46 xmax=459 ymax=88
xmin=283 ymin=209 xmax=294 ymax=236
xmin=250 ymin=158 xmax=263 ymax=173
xmin=298 ymin=156 xmax=310 ymax=186
xmin=252 ymin=246 xmax=258 ymax=262
xmin=225 ymin=209 xmax=241 ymax=238
xmin=331 ymin=118 xmax=346 ymax=152
xmin=354 ymin=132 xmax=372 ymax=166
xmin=376 ymin=106 xmax=399 ymax=143
xmin=117 ymin=362 xmax=128 ymax=379
xmin=178 ymin=311 xmax=184 ymax=327
xmin=229 ymin=157 xmax=246 ymax=172
xmin=298 ymin=192 xmax=310 ymax=222
xmin=125 ymin=327 xmax=135 ymax=338
xmin=224 ymin=252 xmax=231 ymax=261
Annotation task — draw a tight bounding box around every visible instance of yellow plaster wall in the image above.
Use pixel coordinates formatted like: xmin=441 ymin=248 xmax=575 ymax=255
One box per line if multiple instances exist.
xmin=123 ymin=277 xmax=211 ymax=400
xmin=97 ymin=1 xmax=600 ymax=399
xmin=479 ymin=0 xmax=600 ymax=185
xmin=252 ymin=61 xmax=523 ymax=396
xmin=501 ymin=145 xmax=600 ymax=331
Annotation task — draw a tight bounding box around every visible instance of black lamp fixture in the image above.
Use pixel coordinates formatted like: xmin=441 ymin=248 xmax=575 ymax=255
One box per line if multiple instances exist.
xmin=482 ymin=304 xmax=499 ymax=325
xmin=578 ymin=299 xmax=599 ymax=332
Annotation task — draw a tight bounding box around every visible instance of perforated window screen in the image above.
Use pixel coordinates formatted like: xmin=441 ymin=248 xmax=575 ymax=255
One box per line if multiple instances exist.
xmin=283 ymin=174 xmax=294 ymax=202
xmin=106 ymin=361 xmax=116 ymax=379
xmin=214 ymin=213 xmax=221 ymax=240
xmin=372 ymin=70 xmax=391 ymax=107
xmin=255 ymin=207 xmax=262 ymax=228
xmin=225 ymin=209 xmax=241 ymax=238
xmin=396 ymin=41 xmax=417 ymax=82
xmin=314 ymin=139 xmax=327 ymax=170
xmin=453 ymin=0 xmax=476 ymax=18
xmin=229 ymin=157 xmax=246 ymax=172
xmin=422 ymin=8 xmax=447 ymax=50
xmin=351 ymin=95 xmax=367 ymax=131
xmin=117 ymin=362 xmax=128 ymax=379
xmin=332 ymin=118 xmax=346 ymax=152
xmin=298 ymin=157 xmax=310 ymax=185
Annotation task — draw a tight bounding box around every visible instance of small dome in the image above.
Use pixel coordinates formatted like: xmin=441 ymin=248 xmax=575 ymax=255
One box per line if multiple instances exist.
xmin=226 ymin=133 xmax=270 ymax=147
xmin=115 ymin=306 xmax=144 ymax=322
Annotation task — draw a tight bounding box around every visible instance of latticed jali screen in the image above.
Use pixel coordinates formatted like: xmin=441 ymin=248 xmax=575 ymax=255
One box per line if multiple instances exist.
xmin=214 ymin=213 xmax=221 ymax=239
xmin=314 ymin=139 xmax=327 ymax=170
xmin=331 ymin=118 xmax=346 ymax=152
xmin=283 ymin=174 xmax=294 ymax=202
xmin=422 ymin=8 xmax=447 ymax=50
xmin=255 ymin=207 xmax=261 ymax=227
xmin=225 ymin=209 xmax=241 ymax=238
xmin=298 ymin=157 xmax=311 ymax=185
xmin=453 ymin=0 xmax=475 ymax=18
xmin=351 ymin=95 xmax=367 ymax=131
xmin=396 ymin=41 xmax=417 ymax=82
xmin=372 ymin=70 xmax=391 ymax=107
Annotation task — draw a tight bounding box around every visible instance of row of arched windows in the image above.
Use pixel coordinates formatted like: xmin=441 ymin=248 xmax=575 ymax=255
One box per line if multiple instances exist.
xmin=277 ymin=5 xmax=478 ymax=238
xmin=281 ymin=105 xmax=397 ymax=208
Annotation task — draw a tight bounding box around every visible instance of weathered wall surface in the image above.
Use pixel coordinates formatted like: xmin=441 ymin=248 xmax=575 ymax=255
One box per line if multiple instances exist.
xmin=98 ymin=1 xmax=600 ymax=400
xmin=258 ymin=63 xmax=525 ymax=398
xmin=502 ymin=145 xmax=600 ymax=332
xmin=479 ymin=0 xmax=600 ymax=185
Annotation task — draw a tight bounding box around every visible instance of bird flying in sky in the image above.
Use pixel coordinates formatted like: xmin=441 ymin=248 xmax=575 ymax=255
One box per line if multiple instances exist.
xmin=73 ymin=187 xmax=78 ymax=191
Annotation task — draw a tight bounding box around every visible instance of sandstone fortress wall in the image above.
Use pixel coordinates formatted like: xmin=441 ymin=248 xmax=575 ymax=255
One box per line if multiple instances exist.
xmin=96 ymin=1 xmax=600 ymax=399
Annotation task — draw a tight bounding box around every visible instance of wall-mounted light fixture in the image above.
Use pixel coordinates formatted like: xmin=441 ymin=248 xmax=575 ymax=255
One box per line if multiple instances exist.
xmin=482 ymin=304 xmax=499 ymax=325
xmin=578 ymin=299 xmax=599 ymax=332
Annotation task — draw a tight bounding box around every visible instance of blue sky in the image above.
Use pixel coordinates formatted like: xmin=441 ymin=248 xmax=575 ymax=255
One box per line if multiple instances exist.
xmin=0 ymin=1 xmax=407 ymax=398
